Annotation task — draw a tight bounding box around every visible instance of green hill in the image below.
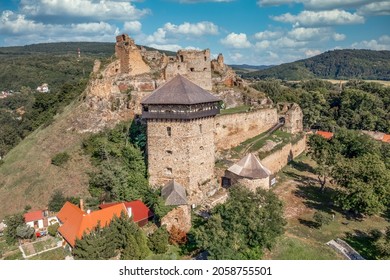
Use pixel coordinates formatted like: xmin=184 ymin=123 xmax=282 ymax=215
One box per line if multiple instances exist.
xmin=244 ymin=49 xmax=390 ymax=81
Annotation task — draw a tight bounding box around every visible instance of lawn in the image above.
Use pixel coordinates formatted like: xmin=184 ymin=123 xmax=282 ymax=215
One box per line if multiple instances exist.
xmin=219 ymin=105 xmax=250 ymax=116
xmin=29 ymin=247 xmax=67 ymax=260
xmin=269 ymin=154 xmax=390 ymax=260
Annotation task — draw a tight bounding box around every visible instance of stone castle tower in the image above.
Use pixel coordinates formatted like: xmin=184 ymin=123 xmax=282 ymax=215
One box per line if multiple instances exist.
xmin=141 ymin=75 xmax=221 ymax=204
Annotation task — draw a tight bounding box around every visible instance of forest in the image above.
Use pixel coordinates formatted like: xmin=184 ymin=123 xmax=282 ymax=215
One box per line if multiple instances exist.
xmin=244 ymin=49 xmax=390 ymax=80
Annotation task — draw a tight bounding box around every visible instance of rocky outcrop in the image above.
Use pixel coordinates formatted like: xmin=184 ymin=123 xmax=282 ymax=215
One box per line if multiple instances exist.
xmin=161 ymin=205 xmax=192 ymax=234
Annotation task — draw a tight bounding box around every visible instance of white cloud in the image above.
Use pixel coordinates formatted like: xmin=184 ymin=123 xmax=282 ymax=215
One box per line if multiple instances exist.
xmin=148 ymin=44 xmax=183 ymax=52
xmin=178 ymin=0 xmax=234 ymax=2
xmin=274 ymin=37 xmax=307 ymax=48
xmin=164 ymin=22 xmax=219 ymax=36
xmin=146 ymin=21 xmax=219 ymax=44
xmin=333 ymin=33 xmax=346 ymax=41
xmin=0 ymin=10 xmax=118 ymax=45
xmin=255 ymin=40 xmax=271 ymax=49
xmin=123 ymin=21 xmax=142 ymax=34
xmin=254 ymin=30 xmax=282 ymax=40
xmin=358 ymin=1 xmax=390 ymax=15
xmin=20 ymin=0 xmax=150 ymax=22
xmin=220 ymin=32 xmax=252 ymax=48
xmin=351 ymin=35 xmax=390 ymax=50
xmin=305 ymin=49 xmax=322 ymax=57
xmin=288 ymin=27 xmax=325 ymax=41
xmin=229 ymin=52 xmax=244 ymax=63
xmin=258 ymin=0 xmax=373 ymax=10
xmin=272 ymin=9 xmax=365 ymax=26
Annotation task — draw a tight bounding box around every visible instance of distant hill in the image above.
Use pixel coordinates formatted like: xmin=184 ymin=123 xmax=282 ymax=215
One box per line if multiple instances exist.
xmin=0 ymin=42 xmax=176 ymax=57
xmin=229 ymin=64 xmax=273 ymax=75
xmin=244 ymin=49 xmax=390 ymax=81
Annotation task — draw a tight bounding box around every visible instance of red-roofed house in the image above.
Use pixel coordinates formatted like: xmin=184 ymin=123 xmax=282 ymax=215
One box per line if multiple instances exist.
xmin=99 ymin=200 xmax=154 ymax=227
xmin=382 ymin=134 xmax=390 ymax=143
xmin=57 ymin=202 xmax=129 ymax=248
xmin=24 ymin=210 xmax=48 ymax=230
xmin=316 ymin=130 xmax=334 ymax=140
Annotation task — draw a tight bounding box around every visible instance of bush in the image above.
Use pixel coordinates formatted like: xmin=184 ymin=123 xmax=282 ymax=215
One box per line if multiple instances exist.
xmin=48 ymin=223 xmax=60 ymax=237
xmin=51 ymin=152 xmax=70 ymax=166
xmin=313 ymin=211 xmax=333 ymax=228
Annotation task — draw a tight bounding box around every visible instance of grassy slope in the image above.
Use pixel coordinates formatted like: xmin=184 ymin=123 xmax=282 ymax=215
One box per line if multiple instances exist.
xmin=0 ymin=100 xmax=93 ymax=219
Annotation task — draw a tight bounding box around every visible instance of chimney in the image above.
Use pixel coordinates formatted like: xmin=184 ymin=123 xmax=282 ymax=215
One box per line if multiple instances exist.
xmin=79 ymin=199 xmax=84 ymax=212
xmin=127 ymin=207 xmax=132 ymax=218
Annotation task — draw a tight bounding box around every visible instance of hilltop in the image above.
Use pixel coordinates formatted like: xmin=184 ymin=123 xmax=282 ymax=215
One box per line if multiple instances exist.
xmin=243 ymin=49 xmax=390 ymax=81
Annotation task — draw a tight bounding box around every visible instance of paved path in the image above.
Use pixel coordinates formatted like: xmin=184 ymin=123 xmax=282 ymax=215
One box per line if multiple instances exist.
xmin=326 ymin=238 xmax=365 ymax=260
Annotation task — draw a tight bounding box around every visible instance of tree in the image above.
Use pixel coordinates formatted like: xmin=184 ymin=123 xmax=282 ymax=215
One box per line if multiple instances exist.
xmin=3 ymin=213 xmax=25 ymax=245
xmin=51 ymin=152 xmax=70 ymax=166
xmin=193 ymin=186 xmax=285 ymax=260
xmin=148 ymin=226 xmax=169 ymax=254
xmin=169 ymin=225 xmax=187 ymax=245
xmin=73 ymin=224 xmax=117 ymax=260
xmin=48 ymin=190 xmax=78 ymax=212
xmin=333 ymin=154 xmax=390 ymax=215
xmin=308 ymin=134 xmax=335 ymax=192
xmin=16 ymin=224 xmax=35 ymax=239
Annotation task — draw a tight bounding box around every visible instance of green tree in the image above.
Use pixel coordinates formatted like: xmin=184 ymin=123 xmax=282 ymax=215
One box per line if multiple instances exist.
xmin=73 ymin=223 xmax=117 ymax=260
xmin=308 ymin=134 xmax=335 ymax=192
xmin=193 ymin=186 xmax=285 ymax=260
xmin=48 ymin=223 xmax=60 ymax=237
xmin=16 ymin=224 xmax=35 ymax=239
xmin=148 ymin=226 xmax=169 ymax=254
xmin=48 ymin=190 xmax=78 ymax=212
xmin=3 ymin=213 xmax=25 ymax=245
xmin=333 ymin=153 xmax=390 ymax=215
xmin=374 ymin=227 xmax=390 ymax=260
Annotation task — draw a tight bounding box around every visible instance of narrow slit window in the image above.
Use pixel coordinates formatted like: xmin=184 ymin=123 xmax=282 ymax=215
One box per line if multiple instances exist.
xmin=167 ymin=127 xmax=171 ymax=136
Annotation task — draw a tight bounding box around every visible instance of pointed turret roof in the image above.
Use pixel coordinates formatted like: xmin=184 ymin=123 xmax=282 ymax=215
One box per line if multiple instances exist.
xmin=141 ymin=74 xmax=220 ymax=105
xmin=161 ymin=180 xmax=187 ymax=206
xmin=227 ymin=153 xmax=271 ymax=179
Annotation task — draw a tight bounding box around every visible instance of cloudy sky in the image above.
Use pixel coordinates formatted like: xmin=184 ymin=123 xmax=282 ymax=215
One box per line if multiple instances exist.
xmin=0 ymin=0 xmax=389 ymax=65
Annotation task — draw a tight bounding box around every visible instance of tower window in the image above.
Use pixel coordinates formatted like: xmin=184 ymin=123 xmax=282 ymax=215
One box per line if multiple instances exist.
xmin=167 ymin=127 xmax=171 ymax=136
xmin=200 ymin=146 xmax=204 ymax=150
xmin=204 ymin=56 xmax=207 ymax=61
xmin=166 ymin=150 xmax=173 ymax=155
xmin=199 ymin=124 xmax=202 ymax=133
xmin=165 ymin=167 xmax=173 ymax=175
xmin=203 ymin=68 xmax=207 ymax=71
xmin=180 ymin=55 xmax=184 ymax=62
xmin=190 ymin=67 xmax=195 ymax=72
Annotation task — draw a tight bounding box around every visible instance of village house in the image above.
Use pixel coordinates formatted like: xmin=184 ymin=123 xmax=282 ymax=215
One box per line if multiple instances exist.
xmin=56 ymin=200 xmax=153 ymax=248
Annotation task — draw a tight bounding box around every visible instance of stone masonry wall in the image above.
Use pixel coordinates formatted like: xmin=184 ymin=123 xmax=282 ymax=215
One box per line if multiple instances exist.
xmin=261 ymin=135 xmax=307 ymax=174
xmin=165 ymin=49 xmax=212 ymax=90
xmin=214 ymin=108 xmax=278 ymax=150
xmin=147 ymin=117 xmax=216 ymax=204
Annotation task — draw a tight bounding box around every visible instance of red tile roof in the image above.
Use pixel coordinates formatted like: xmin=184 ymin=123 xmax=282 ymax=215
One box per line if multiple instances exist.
xmin=316 ymin=130 xmax=334 ymax=140
xmin=99 ymin=200 xmax=153 ymax=223
xmin=57 ymin=202 xmax=128 ymax=247
xmin=24 ymin=210 xmax=44 ymax=223
xmin=382 ymin=134 xmax=390 ymax=143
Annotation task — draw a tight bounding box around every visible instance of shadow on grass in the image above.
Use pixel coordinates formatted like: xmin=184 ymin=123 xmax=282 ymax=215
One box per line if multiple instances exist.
xmin=298 ymin=218 xmax=318 ymax=228
xmin=289 ymin=160 xmax=315 ymax=174
xmin=283 ymin=171 xmax=317 ymax=187
xmin=344 ymin=230 xmax=380 ymax=260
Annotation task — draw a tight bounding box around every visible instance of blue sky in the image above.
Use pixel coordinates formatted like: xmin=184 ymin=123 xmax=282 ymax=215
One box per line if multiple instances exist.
xmin=0 ymin=0 xmax=389 ymax=65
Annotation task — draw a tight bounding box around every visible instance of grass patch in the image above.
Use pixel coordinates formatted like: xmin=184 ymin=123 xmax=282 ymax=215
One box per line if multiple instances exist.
xmin=29 ymin=247 xmax=67 ymax=260
xmin=220 ymin=105 xmax=250 ymax=115
xmin=3 ymin=250 xmax=23 ymax=260
xmin=145 ymin=245 xmax=181 ymax=260
xmin=266 ymin=236 xmax=341 ymax=260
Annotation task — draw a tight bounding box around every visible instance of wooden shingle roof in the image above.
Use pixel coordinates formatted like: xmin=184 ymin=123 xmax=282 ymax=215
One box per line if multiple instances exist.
xmin=227 ymin=153 xmax=271 ymax=179
xmin=161 ymin=180 xmax=187 ymax=206
xmin=141 ymin=74 xmax=220 ymax=105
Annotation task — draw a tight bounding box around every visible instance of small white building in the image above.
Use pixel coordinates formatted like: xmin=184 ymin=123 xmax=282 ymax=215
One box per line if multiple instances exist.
xmin=36 ymin=83 xmax=49 ymax=93
xmin=24 ymin=210 xmax=49 ymax=230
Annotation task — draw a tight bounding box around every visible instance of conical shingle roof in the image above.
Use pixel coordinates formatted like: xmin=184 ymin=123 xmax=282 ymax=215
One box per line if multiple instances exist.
xmin=227 ymin=153 xmax=271 ymax=179
xmin=141 ymin=74 xmax=220 ymax=105
xmin=161 ymin=180 xmax=187 ymax=206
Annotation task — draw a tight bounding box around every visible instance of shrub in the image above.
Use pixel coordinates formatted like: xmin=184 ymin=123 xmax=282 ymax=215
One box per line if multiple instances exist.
xmin=313 ymin=211 xmax=333 ymax=228
xmin=48 ymin=223 xmax=60 ymax=237
xmin=51 ymin=152 xmax=70 ymax=166
xmin=148 ymin=226 xmax=169 ymax=254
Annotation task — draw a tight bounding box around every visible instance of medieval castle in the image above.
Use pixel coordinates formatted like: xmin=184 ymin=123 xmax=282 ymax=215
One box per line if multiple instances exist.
xmin=86 ymin=34 xmax=305 ymax=210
